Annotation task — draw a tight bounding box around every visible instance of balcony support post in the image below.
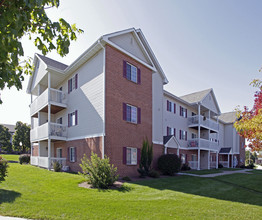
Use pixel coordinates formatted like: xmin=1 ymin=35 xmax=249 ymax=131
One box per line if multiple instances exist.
xmin=227 ymin=154 xmax=230 ymax=168
xmin=197 ymin=148 xmax=200 ymax=170
xmin=197 ymin=103 xmax=201 ymax=170
xmin=47 ymin=72 xmax=51 ymax=170
xmin=216 ymin=151 xmax=218 ymax=169
xmin=208 ymin=150 xmax=210 ymax=170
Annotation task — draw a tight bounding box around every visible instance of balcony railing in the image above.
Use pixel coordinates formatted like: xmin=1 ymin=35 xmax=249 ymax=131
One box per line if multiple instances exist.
xmin=220 ymin=161 xmax=229 ymax=168
xmin=210 ymin=161 xmax=217 ymax=168
xmin=188 ymin=115 xmax=219 ymax=131
xmin=30 ymin=122 xmax=67 ymax=142
xmin=31 ymin=156 xmax=66 ymax=169
xmin=188 ymin=161 xmax=198 ymax=169
xmin=30 ymin=88 xmax=67 ymax=116
xmin=188 ymin=138 xmax=219 ymax=150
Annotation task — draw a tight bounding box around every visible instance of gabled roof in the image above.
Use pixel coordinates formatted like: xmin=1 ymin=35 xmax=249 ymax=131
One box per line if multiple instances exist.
xmin=180 ymin=88 xmax=212 ymax=104
xmin=219 ymin=147 xmax=231 ymax=154
xmin=37 ymin=54 xmax=68 ymax=70
xmin=219 ymin=112 xmax=237 ymax=124
xmin=163 ymin=135 xmax=173 ymax=144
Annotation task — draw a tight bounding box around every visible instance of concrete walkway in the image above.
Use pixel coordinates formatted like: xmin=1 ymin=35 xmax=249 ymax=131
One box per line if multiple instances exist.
xmin=0 ymin=216 xmax=29 ymax=220
xmin=178 ymin=169 xmax=252 ymax=178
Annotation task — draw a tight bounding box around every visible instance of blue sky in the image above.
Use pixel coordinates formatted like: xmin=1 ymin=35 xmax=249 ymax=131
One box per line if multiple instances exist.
xmin=1 ymin=0 xmax=262 ymax=124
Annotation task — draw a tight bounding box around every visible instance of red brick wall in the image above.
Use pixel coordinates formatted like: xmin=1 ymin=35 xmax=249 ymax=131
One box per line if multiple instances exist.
xmin=179 ymin=149 xmax=198 ymax=164
xmin=105 ymin=45 xmax=152 ymax=177
xmin=32 ymin=145 xmax=39 ymax=156
xmin=54 ymin=137 xmax=102 ymax=172
xmin=152 ymin=144 xmax=164 ymax=169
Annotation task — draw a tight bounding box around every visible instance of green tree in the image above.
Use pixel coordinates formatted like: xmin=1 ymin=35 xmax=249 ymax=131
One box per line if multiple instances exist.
xmin=0 ymin=0 xmax=83 ymax=103
xmin=12 ymin=121 xmax=31 ymax=153
xmin=137 ymin=138 xmax=153 ymax=177
xmin=0 ymin=156 xmax=8 ymax=183
xmin=0 ymin=125 xmax=12 ymax=153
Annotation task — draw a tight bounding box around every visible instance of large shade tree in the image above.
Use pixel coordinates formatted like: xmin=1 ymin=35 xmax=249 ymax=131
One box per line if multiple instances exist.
xmin=0 ymin=125 xmax=12 ymax=153
xmin=0 ymin=0 xmax=83 ymax=103
xmin=12 ymin=121 xmax=31 ymax=153
xmin=234 ymin=79 xmax=262 ymax=151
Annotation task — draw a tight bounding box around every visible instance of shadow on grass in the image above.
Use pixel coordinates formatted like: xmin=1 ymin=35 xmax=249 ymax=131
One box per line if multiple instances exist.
xmin=98 ymin=185 xmax=133 ymax=193
xmin=131 ymin=174 xmax=262 ymax=206
xmin=0 ymin=189 xmax=21 ymax=204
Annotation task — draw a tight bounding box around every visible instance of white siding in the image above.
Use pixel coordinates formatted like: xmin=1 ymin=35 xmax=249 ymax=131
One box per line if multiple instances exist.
xmin=57 ymin=49 xmax=104 ymax=139
xmin=109 ymin=33 xmax=151 ymax=65
xmin=202 ymin=93 xmax=219 ymax=114
xmin=31 ymin=59 xmax=47 ymax=93
xmin=219 ymin=122 xmax=225 ymax=148
xmin=224 ymin=124 xmax=233 ymax=148
xmin=152 ymin=73 xmax=163 ymax=144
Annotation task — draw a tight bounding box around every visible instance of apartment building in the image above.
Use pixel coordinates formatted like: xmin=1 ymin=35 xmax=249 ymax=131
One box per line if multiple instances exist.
xmin=27 ymin=28 xmax=245 ymax=176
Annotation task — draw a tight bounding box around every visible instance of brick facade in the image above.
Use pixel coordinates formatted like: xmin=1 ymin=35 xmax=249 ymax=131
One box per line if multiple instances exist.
xmin=32 ymin=145 xmax=39 ymax=156
xmin=105 ymin=45 xmax=152 ymax=177
xmin=53 ymin=137 xmax=102 ymax=172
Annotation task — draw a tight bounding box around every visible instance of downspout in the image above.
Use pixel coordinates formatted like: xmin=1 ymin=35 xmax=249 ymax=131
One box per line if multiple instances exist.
xmin=98 ymin=39 xmax=105 ymax=159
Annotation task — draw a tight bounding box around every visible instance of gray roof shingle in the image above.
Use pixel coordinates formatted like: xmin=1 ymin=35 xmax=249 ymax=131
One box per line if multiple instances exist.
xmin=37 ymin=54 xmax=68 ymax=70
xmin=1 ymin=124 xmax=15 ymax=133
xmin=179 ymin=89 xmax=212 ymax=104
xmin=219 ymin=112 xmax=237 ymax=124
xmin=219 ymin=147 xmax=231 ymax=154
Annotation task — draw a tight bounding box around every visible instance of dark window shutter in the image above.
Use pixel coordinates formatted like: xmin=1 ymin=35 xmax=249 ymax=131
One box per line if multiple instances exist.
xmin=123 ymin=147 xmax=127 ymax=164
xmin=74 ymin=147 xmax=77 ymax=162
xmin=137 ymin=107 xmax=141 ymax=124
xmin=173 ymin=128 xmax=176 ymax=137
xmin=185 ymin=154 xmax=188 ymax=163
xmin=75 ymin=74 xmax=78 ymax=89
xmin=185 ymin=131 xmax=187 ymax=141
xmin=174 ymin=103 xmax=176 ymax=114
xmin=167 ymin=127 xmax=169 ymax=136
xmin=75 ymin=110 xmax=78 ymax=125
xmin=68 ymin=114 xmax=70 ymax=127
xmin=186 ymin=109 xmax=188 ymax=118
xmin=137 ymin=148 xmax=141 ymax=164
xmin=137 ymin=68 xmax=141 ymax=84
xmin=123 ymin=61 xmax=127 ymax=78
xmin=68 ymin=80 xmax=70 ymax=94
xmin=67 ymin=147 xmax=70 ymax=161
xmin=179 ymin=130 xmax=181 ymax=140
xmin=167 ymin=100 xmax=169 ymax=111
xmin=180 ymin=106 xmax=182 ymax=116
xmin=123 ymin=103 xmax=127 ymax=121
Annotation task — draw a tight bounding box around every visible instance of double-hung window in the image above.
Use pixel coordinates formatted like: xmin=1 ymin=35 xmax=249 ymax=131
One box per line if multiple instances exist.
xmin=180 ymin=106 xmax=187 ymax=118
xmin=167 ymin=100 xmax=176 ymax=113
xmin=180 ymin=130 xmax=187 ymax=140
xmin=126 ymin=147 xmax=137 ymax=165
xmin=69 ymin=147 xmax=76 ymax=162
xmin=57 ymin=148 xmax=62 ymax=158
xmin=68 ymin=110 xmax=78 ymax=127
xmin=68 ymin=74 xmax=78 ymax=93
xmin=123 ymin=61 xmax=141 ymax=84
xmin=123 ymin=103 xmax=141 ymax=124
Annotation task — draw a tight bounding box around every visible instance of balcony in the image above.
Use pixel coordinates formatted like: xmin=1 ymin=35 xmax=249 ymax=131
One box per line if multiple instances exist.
xmin=31 ymin=156 xmax=66 ymax=169
xmin=30 ymin=88 xmax=67 ymax=117
xmin=188 ymin=115 xmax=219 ymax=132
xmin=30 ymin=122 xmax=67 ymax=142
xmin=188 ymin=138 xmax=219 ymax=150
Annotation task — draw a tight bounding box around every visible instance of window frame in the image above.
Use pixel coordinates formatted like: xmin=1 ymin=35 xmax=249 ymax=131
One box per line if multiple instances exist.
xmin=126 ymin=62 xmax=138 ymax=83
xmin=70 ymin=147 xmax=75 ymax=162
xmin=57 ymin=148 xmax=62 ymax=158
xmin=126 ymin=104 xmax=138 ymax=124
xmin=126 ymin=147 xmax=137 ymax=165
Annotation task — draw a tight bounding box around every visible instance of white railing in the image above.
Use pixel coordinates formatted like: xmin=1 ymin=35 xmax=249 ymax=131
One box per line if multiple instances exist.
xmin=220 ymin=161 xmax=229 ymax=168
xmin=188 ymin=115 xmax=219 ymax=131
xmin=30 ymin=88 xmax=66 ymax=116
xmin=188 ymin=161 xmax=198 ymax=169
xmin=38 ymin=157 xmax=49 ymax=168
xmin=210 ymin=161 xmax=216 ymax=168
xmin=50 ymin=157 xmax=66 ymax=168
xmin=30 ymin=122 xmax=67 ymax=142
xmin=188 ymin=138 xmax=219 ymax=150
xmin=31 ymin=156 xmax=38 ymax=166
xmin=49 ymin=123 xmax=67 ymax=138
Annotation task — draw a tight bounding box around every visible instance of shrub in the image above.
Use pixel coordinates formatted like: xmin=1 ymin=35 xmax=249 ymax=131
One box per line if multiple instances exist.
xmin=148 ymin=169 xmax=160 ymax=178
xmin=246 ymin=163 xmax=255 ymax=169
xmin=137 ymin=138 xmax=153 ymax=177
xmin=0 ymin=156 xmax=8 ymax=183
xmin=181 ymin=163 xmax=191 ymax=171
xmin=52 ymin=161 xmax=62 ymax=172
xmin=79 ymin=153 xmax=119 ymax=189
xmin=19 ymin=154 xmax=30 ymax=164
xmin=122 ymin=176 xmax=132 ymax=181
xmin=218 ymin=163 xmax=223 ymax=168
xmin=158 ymin=154 xmax=181 ymax=176
xmin=239 ymin=164 xmax=246 ymax=169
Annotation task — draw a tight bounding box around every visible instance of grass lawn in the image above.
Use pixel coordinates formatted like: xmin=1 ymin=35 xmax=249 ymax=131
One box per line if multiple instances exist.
xmin=0 ymin=164 xmax=261 ymax=219
xmin=247 ymin=169 xmax=262 ymax=174
xmin=0 ymin=154 xmax=19 ymax=162
xmin=181 ymin=169 xmax=223 ymax=175
xmin=220 ymin=168 xmax=242 ymax=171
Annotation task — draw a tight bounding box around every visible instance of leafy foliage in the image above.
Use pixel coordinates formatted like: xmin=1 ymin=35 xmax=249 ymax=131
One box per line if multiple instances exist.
xmin=19 ymin=154 xmax=30 ymax=164
xmin=137 ymin=138 xmax=153 ymax=177
xmin=0 ymin=155 xmax=8 ymax=183
xmin=234 ymin=79 xmax=262 ymax=151
xmin=52 ymin=160 xmax=62 ymax=172
xmin=0 ymin=0 xmax=83 ymax=103
xmin=79 ymin=153 xmax=119 ymax=189
xmin=148 ymin=169 xmax=160 ymax=178
xmin=0 ymin=125 xmax=12 ymax=153
xmin=13 ymin=122 xmax=30 ymax=153
xmin=181 ymin=163 xmax=191 ymax=171
xmin=158 ymin=154 xmax=181 ymax=175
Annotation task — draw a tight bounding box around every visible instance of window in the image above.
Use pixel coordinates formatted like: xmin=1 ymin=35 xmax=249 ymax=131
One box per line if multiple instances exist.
xmin=192 ymin=112 xmax=196 ymax=116
xmin=57 ymin=117 xmax=62 ymax=125
xmin=68 ymin=110 xmax=78 ymax=127
xmin=167 ymin=100 xmax=176 ymax=113
xmin=181 ymin=154 xmax=186 ymax=164
xmin=180 ymin=106 xmax=187 ymax=118
xmin=57 ymin=148 xmax=62 ymax=158
xmin=179 ymin=130 xmax=187 ymax=140
xmin=123 ymin=103 xmax=141 ymax=124
xmin=126 ymin=147 xmax=137 ymax=165
xmin=123 ymin=61 xmax=141 ymax=84
xmin=192 ymin=133 xmax=197 ymax=139
xmin=68 ymin=74 xmax=78 ymax=93
xmin=167 ymin=127 xmax=176 ymax=136
xmin=69 ymin=147 xmax=76 ymax=162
